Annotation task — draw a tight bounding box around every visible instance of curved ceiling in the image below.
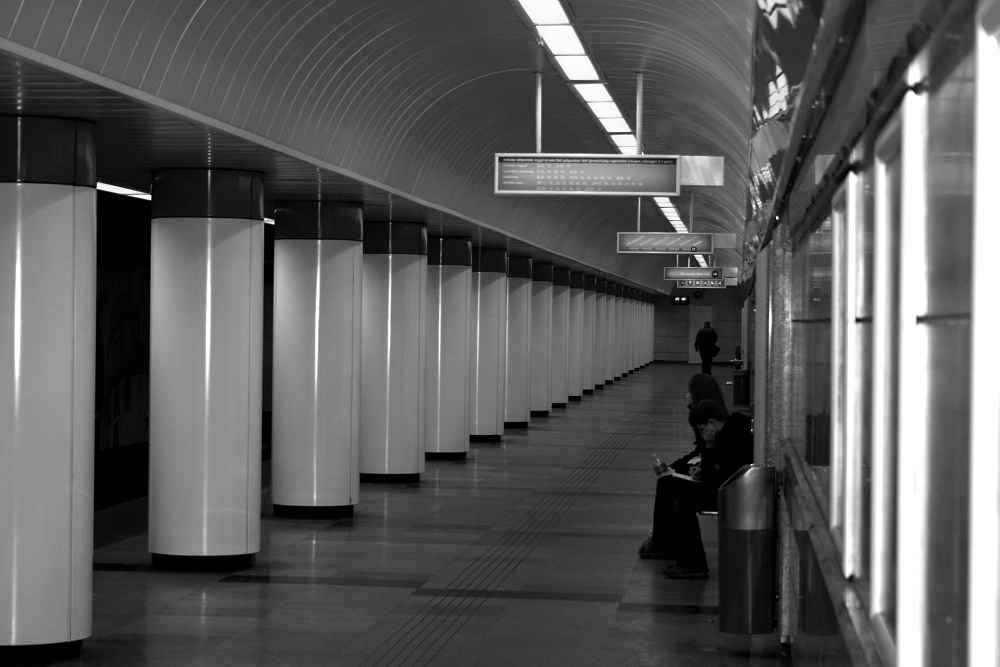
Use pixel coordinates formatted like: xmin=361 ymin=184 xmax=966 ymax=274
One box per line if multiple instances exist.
xmin=0 ymin=0 xmax=755 ymax=292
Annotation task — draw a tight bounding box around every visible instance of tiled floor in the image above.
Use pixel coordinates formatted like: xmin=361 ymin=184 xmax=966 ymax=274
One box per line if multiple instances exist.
xmin=36 ymin=363 xmax=849 ymax=666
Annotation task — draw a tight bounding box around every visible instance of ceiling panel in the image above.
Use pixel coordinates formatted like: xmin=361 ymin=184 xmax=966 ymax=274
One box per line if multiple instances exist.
xmin=0 ymin=0 xmax=755 ymax=292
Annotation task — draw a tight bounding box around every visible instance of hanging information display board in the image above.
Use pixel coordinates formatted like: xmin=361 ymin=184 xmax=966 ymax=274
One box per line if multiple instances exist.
xmin=495 ymin=154 xmax=679 ymax=196
xmin=617 ymin=232 xmax=712 ymax=254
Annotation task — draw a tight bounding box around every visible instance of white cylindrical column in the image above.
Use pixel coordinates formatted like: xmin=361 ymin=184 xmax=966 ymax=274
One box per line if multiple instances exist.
xmin=149 ymin=169 xmax=264 ymax=568
xmin=271 ymin=202 xmax=362 ymax=518
xmin=567 ymin=272 xmax=584 ymax=401
xmin=469 ymin=248 xmax=508 ymax=441
xmin=1 ymin=118 xmax=95 ymax=653
xmin=593 ymin=279 xmax=607 ymax=390
xmin=360 ymin=222 xmax=427 ymax=481
xmin=505 ymin=257 xmax=532 ymax=428
xmin=426 ymin=238 xmax=472 ymax=459
xmin=529 ymin=262 xmax=554 ymax=415
xmin=626 ymin=289 xmax=636 ymax=373
xmin=604 ymin=281 xmax=617 ymax=384
xmin=550 ymin=268 xmax=571 ymax=407
xmin=614 ymin=284 xmax=625 ymax=379
xmin=581 ymin=275 xmax=596 ymax=394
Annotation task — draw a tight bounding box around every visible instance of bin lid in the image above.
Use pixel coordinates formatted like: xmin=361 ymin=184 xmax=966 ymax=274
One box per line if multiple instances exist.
xmin=717 ymin=464 xmax=776 ymax=530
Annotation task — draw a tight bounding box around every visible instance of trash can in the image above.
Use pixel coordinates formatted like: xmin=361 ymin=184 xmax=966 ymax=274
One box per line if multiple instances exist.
xmin=717 ymin=464 xmax=776 ymax=634
xmin=733 ymin=369 xmax=750 ymax=405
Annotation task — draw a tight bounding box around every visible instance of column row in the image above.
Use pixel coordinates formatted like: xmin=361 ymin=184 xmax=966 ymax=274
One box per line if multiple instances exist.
xmin=0 ymin=118 xmax=656 ymax=651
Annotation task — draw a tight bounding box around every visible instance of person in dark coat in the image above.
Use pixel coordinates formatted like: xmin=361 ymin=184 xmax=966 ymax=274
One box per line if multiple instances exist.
xmin=694 ymin=321 xmax=719 ymax=374
xmin=642 ymin=400 xmax=753 ymax=579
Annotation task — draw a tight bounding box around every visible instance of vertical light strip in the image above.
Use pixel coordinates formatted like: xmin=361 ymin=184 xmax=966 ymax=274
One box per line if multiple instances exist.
xmin=313 ymin=241 xmax=322 ymax=502
xmin=10 ymin=192 xmax=23 ymax=638
xmin=870 ymin=113 xmax=901 ymax=634
xmin=896 ymin=65 xmax=929 ymax=667
xmin=384 ymin=255 xmax=393 ymax=463
xmin=969 ymin=17 xmax=1000 ymax=666
xmin=435 ymin=266 xmax=444 ymax=446
xmin=830 ymin=191 xmax=847 ymax=534
xmin=202 ymin=220 xmax=213 ymax=550
xmin=842 ymin=164 xmax=863 ymax=577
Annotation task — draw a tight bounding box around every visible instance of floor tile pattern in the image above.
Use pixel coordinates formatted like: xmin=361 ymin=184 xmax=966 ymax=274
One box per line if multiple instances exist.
xmin=18 ymin=363 xmax=850 ymax=666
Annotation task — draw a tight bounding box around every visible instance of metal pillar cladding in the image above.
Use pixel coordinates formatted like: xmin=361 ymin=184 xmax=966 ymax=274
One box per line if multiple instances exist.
xmin=504 ymin=257 xmax=533 ymax=426
xmin=468 ymin=248 xmax=508 ymax=439
xmin=529 ymin=262 xmax=554 ymax=415
xmin=271 ymin=202 xmax=362 ymax=517
xmin=550 ymin=268 xmax=571 ymax=406
xmin=360 ymin=222 xmax=427 ymax=479
xmin=603 ymin=281 xmax=617 ymax=384
xmin=0 ymin=118 xmax=95 ymax=651
xmin=425 ymin=238 xmax=473 ymax=458
xmin=581 ymin=276 xmax=596 ymax=394
xmin=148 ymin=169 xmax=264 ymax=565
xmin=593 ymin=279 xmax=607 ymax=389
xmin=567 ymin=272 xmax=584 ymax=399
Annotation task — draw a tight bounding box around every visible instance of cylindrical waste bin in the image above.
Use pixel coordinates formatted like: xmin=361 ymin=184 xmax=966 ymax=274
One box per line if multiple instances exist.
xmin=718 ymin=464 xmax=776 ymax=634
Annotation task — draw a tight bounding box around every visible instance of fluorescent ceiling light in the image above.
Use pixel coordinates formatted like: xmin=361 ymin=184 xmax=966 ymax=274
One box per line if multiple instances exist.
xmin=555 ymin=55 xmax=599 ymax=80
xmin=515 ymin=0 xmax=568 ymax=24
xmin=599 ymin=117 xmax=631 ymax=133
xmin=264 ymin=217 xmax=275 ymax=225
xmin=536 ymin=25 xmax=584 ymax=54
xmin=588 ymin=102 xmax=623 ymax=119
xmin=617 ymin=145 xmax=639 ymax=155
xmin=694 ymin=254 xmax=707 ymax=267
xmin=574 ymin=83 xmax=612 ymax=102
xmin=653 ymin=196 xmax=672 ymax=207
xmin=610 ymin=134 xmax=637 ymax=148
xmin=97 ymin=182 xmax=151 ymax=200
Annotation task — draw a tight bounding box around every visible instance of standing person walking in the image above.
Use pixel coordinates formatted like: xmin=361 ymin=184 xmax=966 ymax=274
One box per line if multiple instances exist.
xmin=694 ymin=321 xmax=719 ymax=374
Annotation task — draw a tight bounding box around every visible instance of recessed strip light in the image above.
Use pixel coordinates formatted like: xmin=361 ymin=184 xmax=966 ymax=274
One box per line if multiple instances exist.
xmin=587 ymin=101 xmax=624 ymax=119
xmin=610 ymin=134 xmax=637 ymax=148
xmin=617 ymin=145 xmax=639 ymax=155
xmin=694 ymin=254 xmax=708 ymax=267
xmin=536 ymin=25 xmax=584 ymax=54
xmin=554 ymin=55 xmax=599 ymax=80
xmin=515 ymin=0 xmax=568 ymax=24
xmin=97 ymin=182 xmax=151 ymax=200
xmin=598 ymin=117 xmax=631 ymax=133
xmin=574 ymin=83 xmax=612 ymax=102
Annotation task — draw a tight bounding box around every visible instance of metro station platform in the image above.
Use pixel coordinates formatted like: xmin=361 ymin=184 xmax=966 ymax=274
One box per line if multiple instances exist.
xmin=39 ymin=364 xmax=846 ymax=667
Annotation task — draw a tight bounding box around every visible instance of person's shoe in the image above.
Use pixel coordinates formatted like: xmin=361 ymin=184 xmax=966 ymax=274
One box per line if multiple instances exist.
xmin=637 ymin=535 xmax=673 ymax=560
xmin=663 ymin=564 xmax=709 ymax=579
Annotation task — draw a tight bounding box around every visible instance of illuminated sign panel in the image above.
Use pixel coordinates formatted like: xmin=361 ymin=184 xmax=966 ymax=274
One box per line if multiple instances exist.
xmin=495 ymin=154 xmax=679 ymax=196
xmin=617 ymin=232 xmax=712 ymax=254
xmin=663 ymin=267 xmax=725 ymax=280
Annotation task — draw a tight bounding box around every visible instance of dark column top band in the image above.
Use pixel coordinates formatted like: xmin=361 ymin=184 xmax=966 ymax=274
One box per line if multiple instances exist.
xmin=531 ymin=262 xmax=553 ymax=282
xmin=584 ymin=275 xmax=597 ymax=291
xmin=428 ymin=237 xmax=472 ymax=266
xmin=606 ymin=282 xmax=617 ymax=295
xmin=553 ymin=268 xmax=570 ymax=287
xmin=0 ymin=117 xmax=96 ymax=186
xmin=616 ymin=285 xmax=625 ymax=297
xmin=472 ymin=248 xmax=507 ymax=273
xmin=152 ymin=169 xmax=264 ymax=220
xmin=363 ymin=221 xmax=427 ymax=255
xmin=569 ymin=272 xmax=584 ymax=289
xmin=508 ymin=257 xmax=532 ymax=279
xmin=274 ymin=201 xmax=362 ymax=240
xmin=596 ymin=279 xmax=607 ymax=293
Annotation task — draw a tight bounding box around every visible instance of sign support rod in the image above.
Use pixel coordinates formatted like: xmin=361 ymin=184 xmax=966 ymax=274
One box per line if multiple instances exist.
xmin=636 ymin=72 xmax=644 ymax=232
xmin=535 ymin=72 xmax=542 ymax=153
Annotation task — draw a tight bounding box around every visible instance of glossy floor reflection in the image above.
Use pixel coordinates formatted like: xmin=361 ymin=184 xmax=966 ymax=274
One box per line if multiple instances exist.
xmin=53 ymin=363 xmax=847 ymax=666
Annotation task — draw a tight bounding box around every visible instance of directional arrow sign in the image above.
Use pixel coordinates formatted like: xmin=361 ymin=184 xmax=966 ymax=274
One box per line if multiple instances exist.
xmin=663 ymin=267 xmax=725 ymax=280
xmin=617 ymin=232 xmax=713 ymax=254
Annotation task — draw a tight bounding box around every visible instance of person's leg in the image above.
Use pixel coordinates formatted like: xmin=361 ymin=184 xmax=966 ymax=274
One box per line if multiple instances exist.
xmin=701 ymin=354 xmax=712 ymax=374
xmin=663 ymin=487 xmax=710 ymax=578
xmin=641 ymin=476 xmax=677 ymax=558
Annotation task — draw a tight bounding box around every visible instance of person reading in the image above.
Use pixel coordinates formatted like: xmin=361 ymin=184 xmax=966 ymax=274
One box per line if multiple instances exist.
xmin=641 ymin=400 xmax=753 ymax=579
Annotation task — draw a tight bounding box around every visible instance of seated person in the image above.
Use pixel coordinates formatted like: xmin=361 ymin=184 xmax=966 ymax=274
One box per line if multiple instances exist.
xmin=642 ymin=400 xmax=753 ymax=579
